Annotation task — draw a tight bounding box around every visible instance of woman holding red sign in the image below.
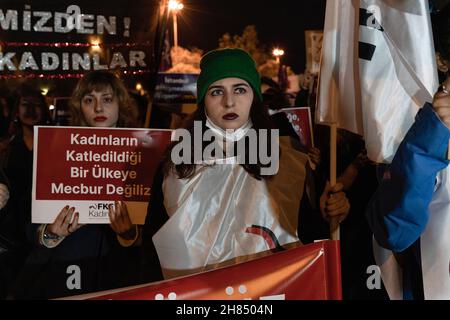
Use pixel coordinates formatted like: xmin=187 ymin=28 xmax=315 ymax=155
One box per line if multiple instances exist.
xmin=12 ymin=71 xmax=141 ymax=299
xmin=42 ymin=71 xmax=138 ymax=244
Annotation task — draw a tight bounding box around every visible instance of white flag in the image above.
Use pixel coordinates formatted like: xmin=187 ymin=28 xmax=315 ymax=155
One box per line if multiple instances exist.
xmin=316 ymin=0 xmax=438 ymax=163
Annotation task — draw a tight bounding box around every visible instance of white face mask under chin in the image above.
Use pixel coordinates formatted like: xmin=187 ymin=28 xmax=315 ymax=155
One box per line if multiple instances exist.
xmin=205 ymin=114 xmax=253 ymax=142
xmin=204 ymin=115 xmax=253 ymax=162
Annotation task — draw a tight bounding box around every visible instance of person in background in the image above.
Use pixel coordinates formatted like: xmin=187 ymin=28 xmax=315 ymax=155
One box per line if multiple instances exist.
xmin=0 ymin=169 xmax=11 ymax=299
xmin=332 ymin=131 xmax=389 ymax=300
xmin=367 ymin=4 xmax=450 ymax=298
xmin=0 ymin=88 xmax=13 ymax=141
xmin=0 ymin=84 xmax=51 ymax=299
xmin=295 ymin=69 xmax=314 ymax=108
xmin=366 ymin=76 xmax=450 ymax=299
xmin=261 ymin=76 xmax=299 ymax=141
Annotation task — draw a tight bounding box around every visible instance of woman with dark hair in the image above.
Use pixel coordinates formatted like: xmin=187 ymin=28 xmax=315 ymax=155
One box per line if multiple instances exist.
xmin=141 ymin=48 xmax=350 ymax=280
xmin=0 ymin=84 xmax=51 ymax=298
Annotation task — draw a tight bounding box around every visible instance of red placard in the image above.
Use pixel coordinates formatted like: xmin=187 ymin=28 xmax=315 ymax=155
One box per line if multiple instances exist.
xmin=32 ymin=126 xmax=172 ymax=224
xmin=281 ymin=107 xmax=314 ymax=149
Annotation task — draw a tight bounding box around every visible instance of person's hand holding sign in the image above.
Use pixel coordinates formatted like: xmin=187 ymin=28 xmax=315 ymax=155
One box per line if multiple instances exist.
xmin=46 ymin=206 xmax=83 ymax=237
xmin=108 ymin=200 xmax=137 ymax=240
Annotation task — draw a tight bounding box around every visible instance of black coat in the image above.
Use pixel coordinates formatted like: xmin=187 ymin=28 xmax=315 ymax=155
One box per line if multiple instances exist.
xmin=0 ymin=135 xmax=34 ymax=299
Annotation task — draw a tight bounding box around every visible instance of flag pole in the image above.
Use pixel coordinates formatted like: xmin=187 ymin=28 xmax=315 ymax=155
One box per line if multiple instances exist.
xmin=330 ymin=123 xmax=340 ymax=240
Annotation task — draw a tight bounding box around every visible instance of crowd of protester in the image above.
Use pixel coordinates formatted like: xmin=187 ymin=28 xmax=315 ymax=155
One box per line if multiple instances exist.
xmin=0 ymin=28 xmax=448 ymax=300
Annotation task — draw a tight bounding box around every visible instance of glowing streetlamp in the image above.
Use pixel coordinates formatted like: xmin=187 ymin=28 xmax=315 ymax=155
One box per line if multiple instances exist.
xmin=272 ymin=48 xmax=285 ymax=64
xmin=168 ymin=0 xmax=184 ymax=47
xmin=89 ymin=36 xmax=102 ymax=53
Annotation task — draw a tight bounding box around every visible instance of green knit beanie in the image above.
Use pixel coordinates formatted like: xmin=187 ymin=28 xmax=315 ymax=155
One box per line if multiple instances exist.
xmin=196 ymin=48 xmax=263 ymax=104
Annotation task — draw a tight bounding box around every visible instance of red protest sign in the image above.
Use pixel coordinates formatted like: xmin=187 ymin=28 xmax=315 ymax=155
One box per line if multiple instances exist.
xmin=66 ymin=240 xmax=342 ymax=300
xmin=280 ymin=107 xmax=314 ymax=149
xmin=32 ymin=126 xmax=172 ymax=224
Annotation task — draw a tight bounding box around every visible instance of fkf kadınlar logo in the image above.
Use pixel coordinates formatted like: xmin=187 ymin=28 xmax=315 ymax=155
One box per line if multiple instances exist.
xmin=88 ymin=203 xmax=110 ymax=218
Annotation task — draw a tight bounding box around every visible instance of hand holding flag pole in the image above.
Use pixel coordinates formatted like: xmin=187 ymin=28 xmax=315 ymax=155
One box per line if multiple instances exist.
xmin=329 ymin=123 xmax=340 ymax=240
xmin=318 ymin=123 xmax=350 ymax=240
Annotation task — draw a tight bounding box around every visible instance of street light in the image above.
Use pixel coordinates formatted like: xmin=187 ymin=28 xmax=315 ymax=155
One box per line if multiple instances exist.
xmin=168 ymin=0 xmax=184 ymax=47
xmin=272 ymin=48 xmax=284 ymax=64
xmin=89 ymin=36 xmax=102 ymax=52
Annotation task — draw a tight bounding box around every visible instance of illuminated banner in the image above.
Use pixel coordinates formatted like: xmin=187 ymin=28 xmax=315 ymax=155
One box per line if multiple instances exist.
xmin=154 ymin=73 xmax=198 ymax=105
xmin=0 ymin=0 xmax=162 ymax=79
xmin=66 ymin=240 xmax=342 ymax=300
xmin=32 ymin=126 xmax=172 ymax=224
xmin=305 ymin=30 xmax=323 ymax=75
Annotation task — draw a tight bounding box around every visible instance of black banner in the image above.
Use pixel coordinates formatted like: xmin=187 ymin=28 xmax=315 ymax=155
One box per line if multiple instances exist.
xmin=0 ymin=0 xmax=165 ymax=86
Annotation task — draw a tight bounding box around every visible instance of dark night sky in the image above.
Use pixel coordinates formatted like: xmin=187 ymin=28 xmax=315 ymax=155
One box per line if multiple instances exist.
xmin=173 ymin=0 xmax=327 ymax=74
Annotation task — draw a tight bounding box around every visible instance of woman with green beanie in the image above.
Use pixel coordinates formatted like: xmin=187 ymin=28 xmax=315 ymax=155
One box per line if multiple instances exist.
xmin=141 ymin=48 xmax=350 ymax=280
